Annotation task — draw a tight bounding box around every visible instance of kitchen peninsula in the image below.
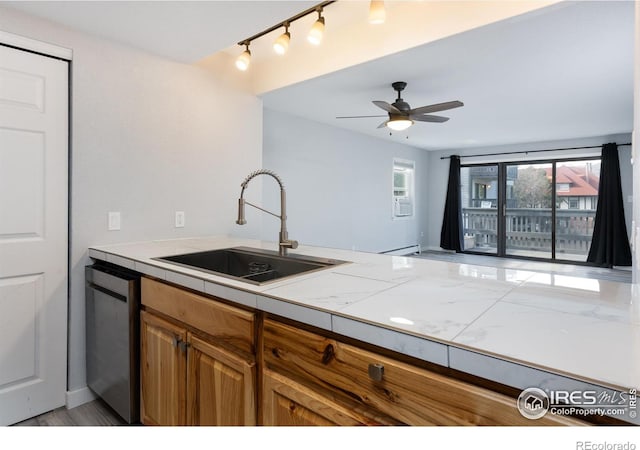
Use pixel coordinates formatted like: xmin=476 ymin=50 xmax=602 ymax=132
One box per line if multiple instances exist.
xmin=89 ymin=236 xmax=639 ymax=425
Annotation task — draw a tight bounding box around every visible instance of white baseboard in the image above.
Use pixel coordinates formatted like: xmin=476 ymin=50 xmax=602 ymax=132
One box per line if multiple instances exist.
xmin=66 ymin=386 xmax=97 ymax=409
xmin=380 ymin=244 xmax=420 ymax=256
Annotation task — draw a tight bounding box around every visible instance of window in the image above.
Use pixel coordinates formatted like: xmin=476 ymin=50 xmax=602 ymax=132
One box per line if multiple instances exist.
xmin=568 ymin=197 xmax=579 ymax=209
xmin=393 ymin=159 xmax=414 ymax=218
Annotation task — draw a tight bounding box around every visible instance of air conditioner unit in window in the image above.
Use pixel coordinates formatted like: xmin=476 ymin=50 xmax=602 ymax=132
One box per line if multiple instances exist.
xmin=394 ymin=197 xmax=412 ymax=217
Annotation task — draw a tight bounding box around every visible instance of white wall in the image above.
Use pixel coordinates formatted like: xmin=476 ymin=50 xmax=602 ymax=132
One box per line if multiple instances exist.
xmin=633 ymin=3 xmax=640 ymax=283
xmin=426 ymin=133 xmax=633 ymax=250
xmin=262 ymin=109 xmax=429 ymax=253
xmin=0 ymin=7 xmax=263 ymax=395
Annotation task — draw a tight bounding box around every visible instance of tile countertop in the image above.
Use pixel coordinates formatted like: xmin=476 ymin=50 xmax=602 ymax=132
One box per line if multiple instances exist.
xmin=88 ymin=236 xmax=640 ymax=424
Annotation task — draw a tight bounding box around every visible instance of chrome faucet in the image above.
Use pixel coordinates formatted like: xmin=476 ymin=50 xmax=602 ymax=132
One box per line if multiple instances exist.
xmin=236 ymin=169 xmax=298 ymax=256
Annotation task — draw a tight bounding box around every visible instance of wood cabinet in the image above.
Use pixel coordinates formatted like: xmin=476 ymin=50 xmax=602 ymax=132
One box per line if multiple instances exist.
xmin=263 ymin=369 xmax=399 ymax=426
xmin=140 ymin=278 xmax=256 ymax=426
xmin=139 ymin=276 xmax=588 ymax=427
xmin=262 ymin=319 xmax=585 ymax=426
xmin=140 ymin=311 xmax=186 ymax=426
xmin=187 ymin=334 xmax=255 ymax=425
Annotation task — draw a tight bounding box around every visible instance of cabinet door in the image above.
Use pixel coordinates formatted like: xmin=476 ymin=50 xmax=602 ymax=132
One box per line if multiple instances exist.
xmin=140 ymin=311 xmax=187 ymax=425
xmin=187 ymin=334 xmax=256 ymax=426
xmin=263 ymin=370 xmax=375 ymax=426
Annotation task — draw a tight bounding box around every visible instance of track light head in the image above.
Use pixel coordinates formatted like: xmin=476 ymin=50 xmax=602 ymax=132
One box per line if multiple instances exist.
xmin=308 ymin=10 xmax=325 ymax=45
xmin=273 ymin=25 xmax=291 ymax=55
xmin=369 ymin=0 xmax=386 ymax=24
xmin=235 ymin=43 xmax=251 ymax=71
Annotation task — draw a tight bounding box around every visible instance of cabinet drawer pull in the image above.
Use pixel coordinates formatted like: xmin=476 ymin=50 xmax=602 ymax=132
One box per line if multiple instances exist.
xmin=368 ymin=363 xmax=384 ymax=382
xmin=178 ymin=340 xmax=189 ymax=353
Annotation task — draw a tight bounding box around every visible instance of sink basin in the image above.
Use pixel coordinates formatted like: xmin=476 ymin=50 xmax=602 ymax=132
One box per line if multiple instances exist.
xmin=153 ymin=246 xmax=348 ymax=285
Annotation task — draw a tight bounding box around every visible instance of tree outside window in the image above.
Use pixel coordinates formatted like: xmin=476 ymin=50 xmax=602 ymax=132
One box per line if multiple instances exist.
xmin=513 ymin=166 xmax=552 ymax=208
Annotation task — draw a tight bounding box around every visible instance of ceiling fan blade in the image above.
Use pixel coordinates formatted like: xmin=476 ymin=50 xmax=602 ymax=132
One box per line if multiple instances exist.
xmin=409 ymin=100 xmax=464 ymax=115
xmin=336 ymin=115 xmax=388 ymax=119
xmin=376 ymin=120 xmax=388 ymax=129
xmin=372 ymin=100 xmax=401 ymax=114
xmin=411 ymin=114 xmax=450 ymax=123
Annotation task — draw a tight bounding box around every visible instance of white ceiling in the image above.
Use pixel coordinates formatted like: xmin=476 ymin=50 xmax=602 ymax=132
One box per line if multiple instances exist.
xmin=3 ymin=1 xmax=634 ymax=152
xmin=2 ymin=0 xmax=316 ymax=63
xmin=262 ymin=1 xmax=635 ymax=151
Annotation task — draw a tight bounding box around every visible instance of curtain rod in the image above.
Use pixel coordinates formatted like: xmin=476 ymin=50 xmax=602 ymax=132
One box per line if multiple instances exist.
xmin=439 ymin=143 xmax=632 ymax=160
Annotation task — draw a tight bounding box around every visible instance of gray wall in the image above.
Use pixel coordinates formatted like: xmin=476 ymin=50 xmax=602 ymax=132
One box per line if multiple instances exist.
xmin=426 ymin=133 xmax=633 ymax=250
xmin=262 ymin=109 xmax=429 ymax=253
xmin=0 ymin=7 xmax=263 ymax=394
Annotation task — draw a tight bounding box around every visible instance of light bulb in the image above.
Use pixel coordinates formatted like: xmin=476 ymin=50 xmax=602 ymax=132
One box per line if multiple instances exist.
xmin=273 ymin=31 xmax=290 ymax=55
xmin=307 ymin=17 xmax=325 ymax=45
xmin=235 ymin=48 xmax=251 ymax=71
xmin=387 ymin=118 xmax=413 ymax=131
xmin=369 ymin=1 xmax=386 ymax=24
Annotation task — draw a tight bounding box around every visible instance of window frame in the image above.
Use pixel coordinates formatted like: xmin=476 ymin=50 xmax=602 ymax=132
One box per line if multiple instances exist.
xmin=392 ymin=158 xmax=415 ymax=220
xmin=460 ymin=155 xmax=601 ymax=264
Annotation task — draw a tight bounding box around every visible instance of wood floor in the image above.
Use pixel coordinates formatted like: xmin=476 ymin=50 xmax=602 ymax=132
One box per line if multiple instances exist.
xmin=12 ymin=399 xmax=126 ymax=426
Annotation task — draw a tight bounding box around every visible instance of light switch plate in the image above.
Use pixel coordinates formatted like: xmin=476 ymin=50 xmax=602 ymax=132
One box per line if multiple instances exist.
xmin=175 ymin=211 xmax=185 ymax=228
xmin=108 ymin=212 xmax=121 ymax=231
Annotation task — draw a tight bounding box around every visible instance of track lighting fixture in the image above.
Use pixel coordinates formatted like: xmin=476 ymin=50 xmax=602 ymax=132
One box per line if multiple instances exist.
xmin=273 ymin=24 xmax=290 ymax=55
xmin=307 ymin=8 xmax=325 ymax=45
xmin=236 ymin=0 xmax=417 ymax=70
xmin=235 ymin=43 xmax=251 ymax=71
xmin=368 ymin=1 xmax=386 ymax=25
xmin=235 ymin=1 xmax=334 ymax=71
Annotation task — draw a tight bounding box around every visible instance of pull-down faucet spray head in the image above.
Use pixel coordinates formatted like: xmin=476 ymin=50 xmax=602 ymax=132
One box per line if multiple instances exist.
xmin=236 ymin=198 xmax=247 ymax=225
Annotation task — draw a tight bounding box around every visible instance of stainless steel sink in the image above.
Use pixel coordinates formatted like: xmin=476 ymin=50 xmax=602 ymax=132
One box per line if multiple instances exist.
xmin=153 ymin=246 xmax=348 ymax=285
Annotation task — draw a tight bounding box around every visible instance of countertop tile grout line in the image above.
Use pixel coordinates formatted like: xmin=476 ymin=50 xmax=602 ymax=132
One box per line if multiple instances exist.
xmin=448 ymin=284 xmax=521 ymax=342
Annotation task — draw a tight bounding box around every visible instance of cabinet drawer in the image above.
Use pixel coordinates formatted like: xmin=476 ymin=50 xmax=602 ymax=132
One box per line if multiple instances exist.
xmin=263 ymin=319 xmax=584 ymax=426
xmin=142 ymin=277 xmax=255 ymax=354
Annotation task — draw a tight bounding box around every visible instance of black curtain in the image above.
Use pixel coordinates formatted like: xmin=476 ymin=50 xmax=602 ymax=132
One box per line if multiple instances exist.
xmin=587 ymin=143 xmax=632 ymax=267
xmin=440 ymin=155 xmax=463 ymax=251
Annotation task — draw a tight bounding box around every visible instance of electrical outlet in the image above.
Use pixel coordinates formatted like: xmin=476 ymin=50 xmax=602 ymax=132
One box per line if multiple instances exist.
xmin=108 ymin=212 xmax=121 ymax=231
xmin=175 ymin=211 xmax=185 ymax=228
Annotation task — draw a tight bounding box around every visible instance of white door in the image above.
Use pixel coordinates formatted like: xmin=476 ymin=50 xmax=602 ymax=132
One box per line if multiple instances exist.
xmin=0 ymin=45 xmax=68 ymax=425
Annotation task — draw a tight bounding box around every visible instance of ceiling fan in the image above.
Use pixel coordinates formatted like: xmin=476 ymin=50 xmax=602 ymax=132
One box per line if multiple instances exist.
xmin=336 ymin=81 xmax=464 ymax=131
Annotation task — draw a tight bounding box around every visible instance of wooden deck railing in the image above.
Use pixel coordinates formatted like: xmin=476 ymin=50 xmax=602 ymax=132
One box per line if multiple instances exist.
xmin=462 ymin=208 xmax=596 ymax=255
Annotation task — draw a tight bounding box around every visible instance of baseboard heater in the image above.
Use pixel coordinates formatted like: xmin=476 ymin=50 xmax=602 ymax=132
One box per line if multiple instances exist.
xmin=380 ymin=244 xmax=420 ymax=256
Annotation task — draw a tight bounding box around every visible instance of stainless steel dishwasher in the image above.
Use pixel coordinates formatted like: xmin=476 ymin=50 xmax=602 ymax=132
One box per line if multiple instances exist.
xmin=85 ymin=262 xmax=140 ymax=424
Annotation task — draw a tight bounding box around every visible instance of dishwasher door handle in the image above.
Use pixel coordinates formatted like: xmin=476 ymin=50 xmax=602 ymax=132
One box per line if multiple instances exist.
xmin=88 ymin=283 xmax=128 ymax=303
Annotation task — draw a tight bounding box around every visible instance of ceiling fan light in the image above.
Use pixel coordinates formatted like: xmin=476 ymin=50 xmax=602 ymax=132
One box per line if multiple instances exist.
xmin=235 ymin=48 xmax=251 ymax=71
xmin=369 ymin=1 xmax=386 ymax=24
xmin=273 ymin=31 xmax=290 ymax=55
xmin=308 ymin=16 xmax=325 ymax=45
xmin=387 ymin=118 xmax=413 ymax=131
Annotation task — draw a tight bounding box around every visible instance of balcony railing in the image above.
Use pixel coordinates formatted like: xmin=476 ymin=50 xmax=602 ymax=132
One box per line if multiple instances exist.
xmin=462 ymin=207 xmax=596 ymax=258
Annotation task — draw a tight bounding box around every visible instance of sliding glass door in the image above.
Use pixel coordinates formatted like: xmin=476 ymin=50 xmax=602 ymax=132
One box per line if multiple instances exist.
xmin=460 ymin=158 xmax=599 ymax=263
xmin=554 ymin=159 xmax=600 ymax=261
xmin=461 ymin=165 xmax=498 ymax=254
xmin=505 ymin=163 xmax=553 ymax=259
